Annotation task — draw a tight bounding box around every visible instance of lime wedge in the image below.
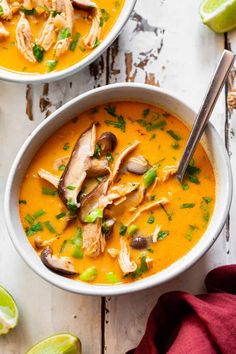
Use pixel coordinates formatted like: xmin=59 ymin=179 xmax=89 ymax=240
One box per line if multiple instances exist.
xmin=26 ymin=334 xmax=81 ymax=354
xmin=200 ymin=0 xmax=236 ymax=33
xmin=0 ymin=285 xmax=19 ymax=335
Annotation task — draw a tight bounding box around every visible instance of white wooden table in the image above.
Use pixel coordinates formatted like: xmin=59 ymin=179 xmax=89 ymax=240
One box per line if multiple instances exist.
xmin=0 ymin=0 xmax=236 ymax=353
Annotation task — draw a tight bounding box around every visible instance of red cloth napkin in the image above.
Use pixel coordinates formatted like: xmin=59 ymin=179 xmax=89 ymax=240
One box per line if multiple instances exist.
xmin=127 ymin=265 xmax=236 ymax=354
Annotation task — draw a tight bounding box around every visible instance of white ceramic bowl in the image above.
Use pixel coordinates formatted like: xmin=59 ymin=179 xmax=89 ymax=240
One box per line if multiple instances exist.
xmin=4 ymin=83 xmax=233 ymax=296
xmin=0 ymin=0 xmax=136 ymax=84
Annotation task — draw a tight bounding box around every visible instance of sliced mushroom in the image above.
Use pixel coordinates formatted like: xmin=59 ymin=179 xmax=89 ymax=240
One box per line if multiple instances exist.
xmin=127 ymin=197 xmax=169 ymax=226
xmin=126 ymin=155 xmax=149 ymax=175
xmin=38 ymin=168 xmax=60 ymax=189
xmin=40 ymin=246 xmax=77 ymax=275
xmin=111 ymin=141 xmax=140 ymax=182
xmin=58 ymin=123 xmax=96 ymax=208
xmin=118 ymin=239 xmax=137 ymax=274
xmin=102 ymin=218 xmax=115 ymax=239
xmin=96 ymin=132 xmax=117 ymax=155
xmin=130 ymin=236 xmax=148 ymax=250
xmin=87 ymin=157 xmax=109 ymax=177
xmin=82 ymin=219 xmax=106 ymax=257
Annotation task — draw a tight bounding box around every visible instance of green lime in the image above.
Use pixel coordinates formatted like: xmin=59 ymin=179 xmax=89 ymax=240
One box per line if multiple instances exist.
xmin=0 ymin=285 xmax=19 ymax=335
xmin=26 ymin=333 xmax=81 ymax=354
xmin=200 ymin=0 xmax=236 ymax=33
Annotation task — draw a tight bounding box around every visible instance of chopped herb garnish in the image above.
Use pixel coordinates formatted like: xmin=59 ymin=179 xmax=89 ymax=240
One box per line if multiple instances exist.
xmin=93 ymin=38 xmax=100 ymax=48
xmin=181 ymin=203 xmax=195 ymax=209
xmin=19 ymin=199 xmax=27 ymax=204
xmin=58 ymin=27 xmax=71 ymax=40
xmin=105 ymin=112 xmax=126 ymax=132
xmin=149 ymin=134 xmax=156 ymax=140
xmin=119 ymin=224 xmax=127 ymax=236
xmin=187 ymin=175 xmax=200 ymax=184
xmin=42 ymin=187 xmax=57 ymax=196
xmin=51 ymin=10 xmax=61 ymax=17
xmin=79 ymin=46 xmax=86 ymax=52
xmin=33 ymin=209 xmax=46 ymax=219
xmin=200 ymin=199 xmax=210 ymax=223
xmin=143 ymin=108 xmax=150 ymax=118
xmin=94 ymin=144 xmax=101 ymax=159
xmin=66 ymin=185 xmax=76 ymax=190
xmin=171 ymin=143 xmax=180 ymax=149
xmin=186 ymin=164 xmax=200 ymax=175
xmin=147 ymin=248 xmax=154 ymax=253
xmin=47 ymin=60 xmax=58 ymax=72
xmin=150 ymin=195 xmax=156 ymax=201
xmin=160 ymin=204 xmax=172 ymax=221
xmin=127 ymin=224 xmax=138 ymax=236
xmin=63 ymin=142 xmax=70 ymax=151
xmin=126 ymin=255 xmax=148 ymax=279
xmin=26 ymin=222 xmax=43 ymax=236
xmin=70 ymin=32 xmax=81 ymax=51
xmin=137 ymin=119 xmax=166 ymax=131
xmin=33 ymin=44 xmax=45 ymax=63
xmin=147 ymin=215 xmax=155 ymax=224
xmin=186 ymin=160 xmax=201 ymax=184
xmin=167 ymin=130 xmax=181 ymax=141
xmin=102 ymin=221 xmax=110 ymax=236
xmin=84 ymin=208 xmax=103 ymax=223
xmin=0 ymin=6 xmax=4 ymax=16
xmin=56 ymin=212 xmax=66 ymax=219
xmin=144 ymin=167 xmax=156 ymax=188
xmin=58 ymin=164 xmax=66 ymax=171
xmin=100 ymin=8 xmax=110 ymax=27
xmin=107 ymin=152 xmax=114 ymax=163
xmin=25 ymin=214 xmax=35 ymax=225
xmin=67 ymin=198 xmax=78 ymax=213
xmin=105 ymin=105 xmax=116 ymax=116
xmin=157 ymin=230 xmax=169 ymax=240
xmin=182 ymin=183 xmax=189 ymax=191
xmin=203 ymin=196 xmax=212 ymax=204
xmin=185 ymin=224 xmax=197 ymax=241
xmin=21 ymin=7 xmax=37 ymax=15
xmin=44 ymin=221 xmax=56 ymax=233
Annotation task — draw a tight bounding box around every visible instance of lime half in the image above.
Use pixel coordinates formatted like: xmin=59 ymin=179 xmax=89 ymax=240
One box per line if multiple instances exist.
xmin=26 ymin=334 xmax=81 ymax=354
xmin=200 ymin=0 xmax=236 ymax=33
xmin=0 ymin=285 xmax=19 ymax=335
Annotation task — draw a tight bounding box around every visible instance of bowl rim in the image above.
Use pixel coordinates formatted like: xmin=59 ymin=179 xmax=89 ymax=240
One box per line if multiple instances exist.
xmin=4 ymin=83 xmax=233 ymax=296
xmin=0 ymin=0 xmax=137 ymax=84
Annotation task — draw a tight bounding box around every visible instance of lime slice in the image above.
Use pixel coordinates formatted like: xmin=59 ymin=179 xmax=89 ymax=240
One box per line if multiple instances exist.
xmin=26 ymin=334 xmax=81 ymax=354
xmin=200 ymin=0 xmax=236 ymax=33
xmin=0 ymin=285 xmax=19 ymax=335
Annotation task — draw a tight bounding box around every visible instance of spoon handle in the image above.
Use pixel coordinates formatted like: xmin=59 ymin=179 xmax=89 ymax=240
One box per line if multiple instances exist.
xmin=176 ymin=49 xmax=235 ymax=183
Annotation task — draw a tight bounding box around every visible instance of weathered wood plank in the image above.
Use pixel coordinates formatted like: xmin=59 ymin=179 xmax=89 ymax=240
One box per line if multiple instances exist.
xmin=105 ymin=1 xmax=228 ymax=353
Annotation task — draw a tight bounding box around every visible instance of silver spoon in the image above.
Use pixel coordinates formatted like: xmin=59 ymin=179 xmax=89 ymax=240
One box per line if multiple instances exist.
xmin=176 ymin=49 xmax=235 ymax=183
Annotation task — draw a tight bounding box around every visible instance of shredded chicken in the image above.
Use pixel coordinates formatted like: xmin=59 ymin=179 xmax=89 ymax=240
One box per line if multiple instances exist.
xmin=0 ymin=0 xmax=12 ymax=20
xmin=111 ymin=141 xmax=140 ymax=182
xmin=54 ymin=36 xmax=71 ymax=57
xmin=0 ymin=22 xmax=9 ymax=41
xmin=161 ymin=165 xmax=177 ymax=182
xmin=228 ymin=90 xmax=236 ymax=110
xmin=34 ymin=235 xmax=58 ymax=249
xmin=53 ymin=13 xmax=67 ymax=30
xmin=152 ymin=224 xmax=161 ymax=243
xmin=10 ymin=1 xmax=21 ymax=15
xmin=38 ymin=14 xmax=56 ymax=51
xmin=107 ymin=248 xmax=119 ymax=258
xmin=84 ymin=6 xmax=101 ymax=48
xmin=118 ymin=239 xmax=137 ymax=274
xmin=82 ymin=219 xmax=106 ymax=257
xmin=127 ymin=197 xmax=169 ymax=226
xmin=16 ymin=14 xmax=36 ymax=63
xmin=38 ymin=168 xmax=59 ymax=188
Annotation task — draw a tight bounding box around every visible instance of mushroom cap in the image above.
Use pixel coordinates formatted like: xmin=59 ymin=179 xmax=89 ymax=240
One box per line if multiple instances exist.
xmin=40 ymin=246 xmax=77 ymax=275
xmin=126 ymin=155 xmax=149 ymax=175
xmin=97 ymin=132 xmax=117 ymax=155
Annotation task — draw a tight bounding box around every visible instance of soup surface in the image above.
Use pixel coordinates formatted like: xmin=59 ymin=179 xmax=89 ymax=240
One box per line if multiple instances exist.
xmin=0 ymin=0 xmax=124 ymax=74
xmin=19 ymin=101 xmax=215 ymax=285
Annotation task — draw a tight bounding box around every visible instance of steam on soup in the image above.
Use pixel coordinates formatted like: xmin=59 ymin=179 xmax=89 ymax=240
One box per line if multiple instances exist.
xmin=0 ymin=0 xmax=124 ymax=74
xmin=19 ymin=101 xmax=215 ymax=284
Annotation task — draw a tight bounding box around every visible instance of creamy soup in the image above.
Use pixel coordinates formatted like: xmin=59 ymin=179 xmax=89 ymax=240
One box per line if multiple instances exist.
xmin=0 ymin=0 xmax=124 ymax=74
xmin=19 ymin=101 xmax=215 ymax=285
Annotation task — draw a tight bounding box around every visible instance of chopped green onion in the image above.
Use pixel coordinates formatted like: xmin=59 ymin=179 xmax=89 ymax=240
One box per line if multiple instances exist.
xmin=21 ymin=7 xmax=37 ymax=15
xmin=56 ymin=212 xmax=66 ymax=219
xmin=203 ymin=196 xmax=212 ymax=204
xmin=157 ymin=230 xmax=169 ymax=240
xmin=94 ymin=144 xmax=101 ymax=159
xmin=182 ymin=183 xmax=189 ymax=191
xmin=106 ymin=272 xmax=119 ymax=284
xmin=147 ymin=215 xmax=155 ymax=224
xmin=80 ymin=266 xmax=97 ymax=282
xmin=84 ymin=208 xmax=103 ymax=223
xmin=44 ymin=221 xmax=56 ymax=233
xmin=119 ymin=224 xmax=127 ymax=236
xmin=33 ymin=44 xmax=45 ymax=63
xmin=70 ymin=32 xmax=81 ymax=51
xmin=47 ymin=60 xmax=58 ymax=72
xmin=171 ymin=143 xmax=180 ymax=149
xmin=58 ymin=164 xmax=66 ymax=171
xmin=0 ymin=6 xmax=4 ymax=16
xmin=26 ymin=222 xmax=43 ymax=236
xmin=160 ymin=204 xmax=172 ymax=221
xmin=19 ymin=199 xmax=27 ymax=204
xmin=127 ymin=224 xmax=138 ymax=236
xmin=107 ymin=152 xmax=114 ymax=163
xmin=67 ymin=198 xmax=78 ymax=213
xmin=58 ymin=27 xmax=71 ymax=40
xmin=143 ymin=108 xmax=150 ymax=118
xmin=66 ymin=185 xmax=76 ymax=190
xmin=144 ymin=167 xmax=156 ymax=188
xmin=33 ymin=209 xmax=46 ymax=219
xmin=93 ymin=38 xmax=100 ymax=48
xmin=42 ymin=187 xmax=57 ymax=196
xmin=187 ymin=175 xmax=200 ymax=184
xmin=180 ymin=203 xmax=195 ymax=209
xmin=63 ymin=142 xmax=70 ymax=151
xmin=71 ymin=245 xmax=83 ymax=259
xmin=25 ymin=214 xmax=35 ymax=225
xmin=167 ymin=130 xmax=181 ymax=141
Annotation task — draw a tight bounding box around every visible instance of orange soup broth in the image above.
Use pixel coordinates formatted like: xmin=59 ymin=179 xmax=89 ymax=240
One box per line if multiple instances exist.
xmin=19 ymin=101 xmax=215 ymax=285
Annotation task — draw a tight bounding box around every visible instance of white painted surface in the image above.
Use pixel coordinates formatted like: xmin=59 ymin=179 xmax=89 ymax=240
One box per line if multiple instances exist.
xmin=0 ymin=0 xmax=235 ymax=353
